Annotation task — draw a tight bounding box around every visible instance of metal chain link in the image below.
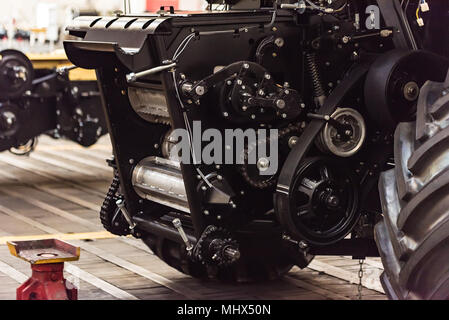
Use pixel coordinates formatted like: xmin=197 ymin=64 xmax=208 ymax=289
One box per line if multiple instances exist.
xmin=358 ymin=259 xmax=365 ymax=300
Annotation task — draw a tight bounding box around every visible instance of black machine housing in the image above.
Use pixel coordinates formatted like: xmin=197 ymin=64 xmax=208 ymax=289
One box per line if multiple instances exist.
xmin=0 ymin=50 xmax=107 ymax=154
xmin=64 ymin=0 xmax=449 ymax=287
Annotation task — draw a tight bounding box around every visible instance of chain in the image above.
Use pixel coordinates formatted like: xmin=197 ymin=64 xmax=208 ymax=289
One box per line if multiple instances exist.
xmin=357 ymin=259 xmax=365 ymax=300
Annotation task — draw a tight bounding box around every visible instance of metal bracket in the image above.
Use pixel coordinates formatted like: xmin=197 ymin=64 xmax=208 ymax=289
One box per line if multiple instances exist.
xmin=126 ymin=62 xmax=177 ymax=83
xmin=116 ymin=199 xmax=137 ymax=230
xmin=172 ymin=218 xmax=194 ymax=253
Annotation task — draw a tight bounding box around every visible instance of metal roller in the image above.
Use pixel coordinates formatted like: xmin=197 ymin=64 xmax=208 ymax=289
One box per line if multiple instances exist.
xmin=132 ymin=157 xmax=190 ymax=213
xmin=127 ymin=87 xmax=170 ymax=125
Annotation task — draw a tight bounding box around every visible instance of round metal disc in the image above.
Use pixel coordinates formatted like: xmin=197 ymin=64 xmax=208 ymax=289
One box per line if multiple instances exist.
xmin=0 ymin=50 xmax=34 ymax=100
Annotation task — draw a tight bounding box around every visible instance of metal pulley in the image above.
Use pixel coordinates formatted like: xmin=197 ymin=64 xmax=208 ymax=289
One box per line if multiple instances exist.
xmin=0 ymin=50 xmax=34 ymax=100
xmin=364 ymin=49 xmax=449 ymax=130
xmin=315 ymin=108 xmax=367 ymax=158
xmin=0 ymin=101 xmax=20 ymax=138
xmin=277 ymin=157 xmax=360 ymax=246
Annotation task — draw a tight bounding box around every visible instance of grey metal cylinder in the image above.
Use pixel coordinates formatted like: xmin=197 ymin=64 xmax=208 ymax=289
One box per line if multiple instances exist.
xmin=132 ymin=157 xmax=190 ymax=213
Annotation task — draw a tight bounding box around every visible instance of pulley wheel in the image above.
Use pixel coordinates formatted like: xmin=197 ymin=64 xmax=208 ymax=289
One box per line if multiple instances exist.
xmin=278 ymin=157 xmax=360 ymax=246
xmin=0 ymin=101 xmax=20 ymax=138
xmin=0 ymin=50 xmax=34 ymax=100
xmin=316 ymin=108 xmax=366 ymax=158
xmin=364 ymin=49 xmax=449 ymax=130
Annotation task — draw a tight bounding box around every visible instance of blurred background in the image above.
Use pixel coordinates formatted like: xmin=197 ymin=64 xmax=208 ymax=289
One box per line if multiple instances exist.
xmin=0 ymin=0 xmax=207 ymax=53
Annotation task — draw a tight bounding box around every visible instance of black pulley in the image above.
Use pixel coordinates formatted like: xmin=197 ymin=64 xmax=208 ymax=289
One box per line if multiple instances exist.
xmin=364 ymin=49 xmax=449 ymax=130
xmin=277 ymin=157 xmax=360 ymax=246
xmin=0 ymin=101 xmax=20 ymax=138
xmin=0 ymin=50 xmax=34 ymax=100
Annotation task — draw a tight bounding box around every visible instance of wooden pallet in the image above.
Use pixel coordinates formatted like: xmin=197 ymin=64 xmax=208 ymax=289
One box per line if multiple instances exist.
xmin=0 ymin=136 xmax=386 ymax=300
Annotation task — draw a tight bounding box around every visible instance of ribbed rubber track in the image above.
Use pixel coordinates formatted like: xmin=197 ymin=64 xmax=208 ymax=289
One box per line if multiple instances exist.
xmin=375 ymin=70 xmax=449 ymax=300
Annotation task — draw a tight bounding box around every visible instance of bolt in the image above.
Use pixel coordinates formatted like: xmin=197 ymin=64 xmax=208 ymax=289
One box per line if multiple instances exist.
xmin=251 ymin=114 xmax=256 ymax=119
xmin=129 ymin=159 xmax=135 ymax=165
xmin=204 ymin=210 xmax=209 ymax=215
xmin=288 ymin=136 xmax=299 ymax=149
xmin=298 ymin=241 xmax=308 ymax=249
xmin=257 ymin=158 xmax=270 ymax=172
xmin=201 ymin=186 xmax=207 ymax=191
xmin=327 ymin=195 xmax=340 ymax=208
xmin=243 ymin=63 xmax=250 ymax=69
xmin=237 ymin=79 xmax=243 ymax=85
xmin=242 ymin=106 xmax=248 ymax=111
xmin=195 ymin=86 xmax=205 ymax=96
xmin=274 ymin=37 xmax=285 ymax=48
xmin=264 ymin=74 xmax=271 ymax=80
xmin=223 ymin=112 xmax=229 ymax=117
xmin=276 ymin=99 xmax=286 ymax=109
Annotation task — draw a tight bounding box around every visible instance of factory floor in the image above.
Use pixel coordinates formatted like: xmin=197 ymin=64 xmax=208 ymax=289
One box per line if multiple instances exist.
xmin=0 ymin=136 xmax=386 ymax=300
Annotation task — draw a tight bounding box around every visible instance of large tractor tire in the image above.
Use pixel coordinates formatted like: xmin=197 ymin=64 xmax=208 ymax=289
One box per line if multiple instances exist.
xmin=375 ymin=70 xmax=449 ymax=299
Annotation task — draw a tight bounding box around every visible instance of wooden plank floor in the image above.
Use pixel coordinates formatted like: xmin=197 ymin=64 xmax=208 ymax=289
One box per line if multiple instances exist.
xmin=0 ymin=136 xmax=386 ymax=300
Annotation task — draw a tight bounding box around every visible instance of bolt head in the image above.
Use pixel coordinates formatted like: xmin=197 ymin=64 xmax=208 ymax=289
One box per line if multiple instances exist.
xmin=274 ymin=37 xmax=285 ymax=48
xmin=276 ymin=99 xmax=286 ymax=109
xmin=288 ymin=136 xmax=299 ymax=149
xmin=257 ymin=158 xmax=270 ymax=172
xmin=195 ymin=86 xmax=205 ymax=96
xmin=299 ymin=241 xmax=308 ymax=249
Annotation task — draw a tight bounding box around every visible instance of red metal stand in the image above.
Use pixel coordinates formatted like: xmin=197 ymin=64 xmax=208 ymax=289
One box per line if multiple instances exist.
xmin=7 ymin=239 xmax=80 ymax=300
xmin=16 ymin=263 xmax=77 ymax=300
